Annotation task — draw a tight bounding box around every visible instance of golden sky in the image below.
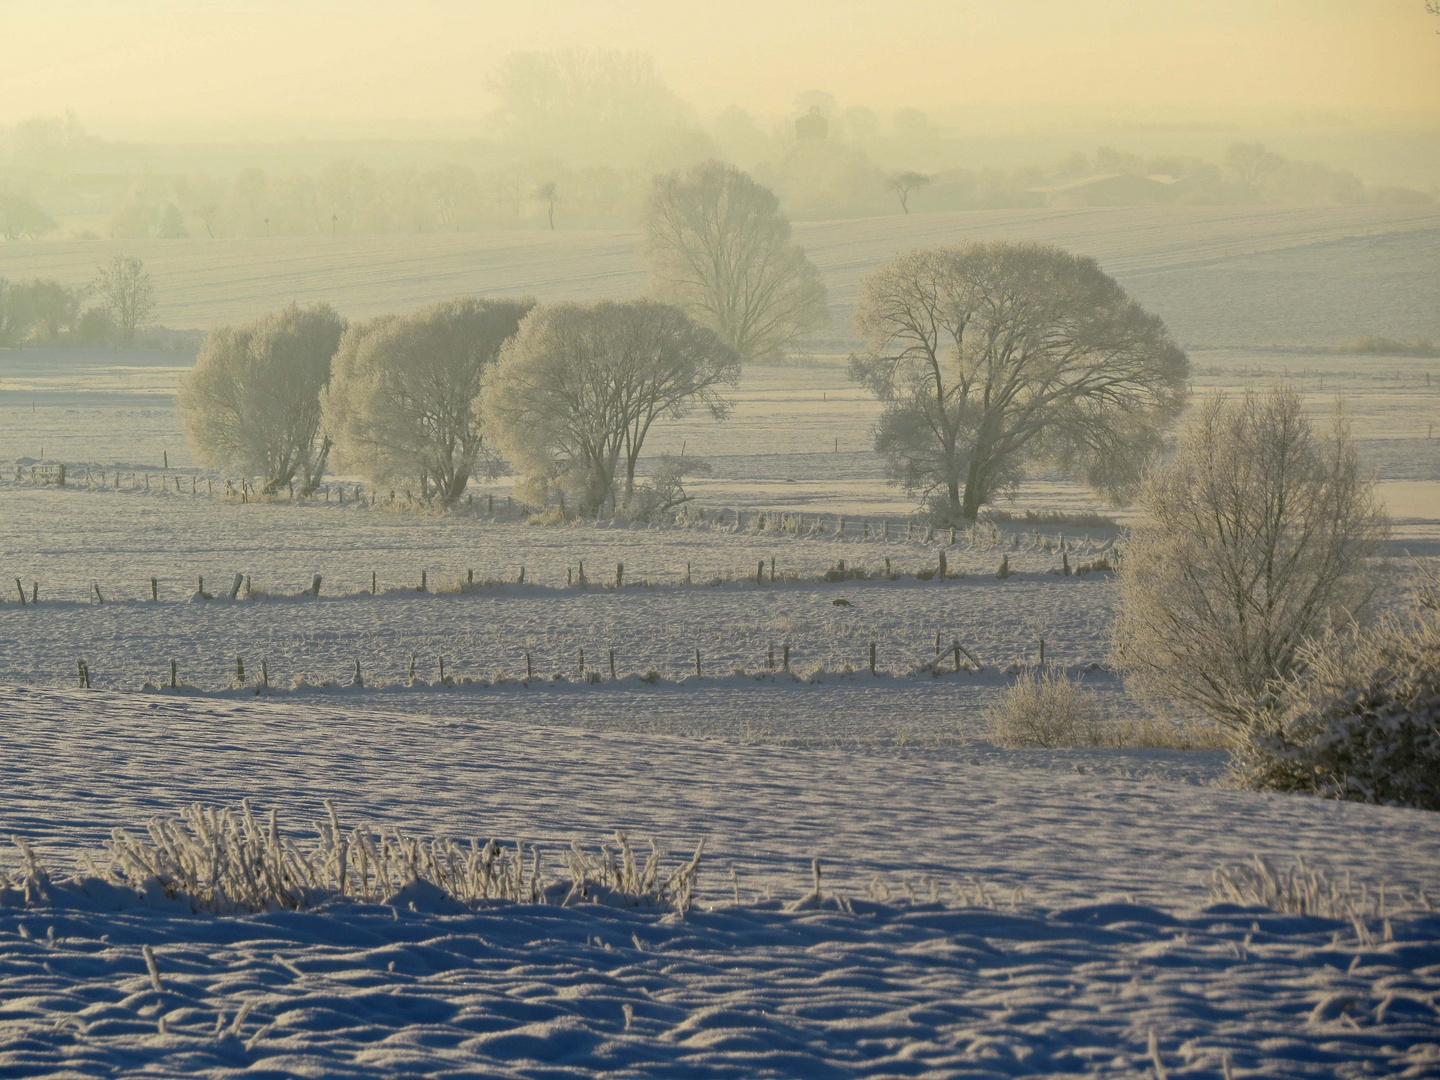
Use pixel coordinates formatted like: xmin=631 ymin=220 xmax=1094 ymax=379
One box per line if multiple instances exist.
xmin=3 ymin=0 xmax=1437 ymax=126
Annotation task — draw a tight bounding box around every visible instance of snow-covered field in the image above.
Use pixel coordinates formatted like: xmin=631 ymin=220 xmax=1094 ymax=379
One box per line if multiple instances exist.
xmin=2 ymin=206 xmax=1438 ymax=1076
xmin=1 ymin=689 xmax=1438 ymax=1078
xmin=2 ymin=204 xmax=1437 ymax=347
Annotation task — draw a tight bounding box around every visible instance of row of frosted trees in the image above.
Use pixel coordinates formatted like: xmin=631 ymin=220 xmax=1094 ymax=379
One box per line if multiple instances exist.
xmin=177 ymin=295 xmax=739 ymax=517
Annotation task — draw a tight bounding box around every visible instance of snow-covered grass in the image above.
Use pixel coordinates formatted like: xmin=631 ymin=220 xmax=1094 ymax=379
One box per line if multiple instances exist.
xmin=10 ymin=800 xmax=704 ymax=917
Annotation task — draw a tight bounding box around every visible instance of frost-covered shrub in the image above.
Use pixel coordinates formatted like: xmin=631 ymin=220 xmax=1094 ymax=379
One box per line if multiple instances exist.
xmin=985 ymin=666 xmax=1102 ymax=748
xmin=79 ymin=801 xmax=706 ymax=915
xmin=1232 ymin=591 xmax=1440 ymax=810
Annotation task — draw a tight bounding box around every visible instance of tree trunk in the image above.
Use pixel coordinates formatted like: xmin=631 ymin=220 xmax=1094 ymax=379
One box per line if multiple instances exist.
xmin=961 ymin=482 xmax=983 ymax=521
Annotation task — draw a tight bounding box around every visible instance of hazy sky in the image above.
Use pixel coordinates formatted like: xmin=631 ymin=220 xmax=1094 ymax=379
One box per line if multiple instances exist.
xmin=4 ymin=0 xmax=1437 ymax=129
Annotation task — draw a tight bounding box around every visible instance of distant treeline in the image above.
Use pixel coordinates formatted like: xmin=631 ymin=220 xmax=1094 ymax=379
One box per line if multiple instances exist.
xmin=0 ymin=51 xmax=1435 ymax=240
xmin=1328 ymin=336 xmax=1440 ymax=358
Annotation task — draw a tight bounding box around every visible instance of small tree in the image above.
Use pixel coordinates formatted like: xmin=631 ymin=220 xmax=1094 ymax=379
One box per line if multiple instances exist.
xmin=851 ymin=242 xmax=1189 ymax=522
xmin=535 ymin=181 xmax=559 ymax=229
xmin=484 ymin=299 xmax=738 ymax=516
xmin=323 ymin=296 xmax=534 ymax=505
xmin=0 ymin=194 xmax=57 ymax=240
xmin=93 ymin=255 xmax=156 ymax=344
xmin=178 ymin=303 xmax=346 ymax=494
xmin=644 ymin=160 xmax=828 ymax=363
xmin=1114 ymin=386 xmax=1389 ymax=730
xmin=885 ymin=170 xmax=929 ymax=214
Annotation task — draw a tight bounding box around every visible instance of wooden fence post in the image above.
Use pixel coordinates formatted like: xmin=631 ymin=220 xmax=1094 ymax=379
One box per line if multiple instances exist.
xmin=609 ymin=649 xmax=616 ymax=680
xmin=170 ymin=660 xmax=177 ymax=688
xmin=869 ymin=642 xmax=876 ymax=674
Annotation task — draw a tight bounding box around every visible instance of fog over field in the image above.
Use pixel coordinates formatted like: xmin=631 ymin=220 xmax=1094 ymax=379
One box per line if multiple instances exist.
xmin=2 ymin=5 xmax=1439 ymax=1078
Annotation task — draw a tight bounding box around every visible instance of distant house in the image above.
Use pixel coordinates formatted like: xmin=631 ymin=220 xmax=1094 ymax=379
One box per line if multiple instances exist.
xmin=1026 ymin=173 xmax=1178 ymax=207
xmin=795 ymin=106 xmax=828 ymax=142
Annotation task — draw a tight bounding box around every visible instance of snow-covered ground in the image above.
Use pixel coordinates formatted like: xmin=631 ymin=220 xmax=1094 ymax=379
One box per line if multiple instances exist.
xmin=1 ymin=688 xmax=1437 ymax=1078
xmin=2 ymin=206 xmax=1438 ymax=1076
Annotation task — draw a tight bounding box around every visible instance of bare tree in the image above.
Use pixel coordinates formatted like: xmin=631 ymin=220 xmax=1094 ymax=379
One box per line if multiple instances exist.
xmin=644 ymin=160 xmax=828 ymax=363
xmin=93 ymin=255 xmax=155 ymax=344
xmin=851 ymin=242 xmax=1189 ymax=522
xmin=323 ymin=296 xmax=533 ymax=505
xmin=535 ymin=181 xmax=559 ymax=229
xmin=1113 ymin=386 xmax=1390 ymax=730
xmin=1224 ymin=142 xmax=1284 ymax=193
xmin=885 ymin=170 xmax=929 ymax=214
xmin=484 ymin=299 xmax=739 ymax=516
xmin=178 ymin=303 xmax=346 ymax=494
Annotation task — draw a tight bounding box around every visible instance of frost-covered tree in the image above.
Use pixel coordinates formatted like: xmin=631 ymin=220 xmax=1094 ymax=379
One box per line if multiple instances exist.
xmin=323 ymin=296 xmax=533 ymax=505
xmin=93 ymin=255 xmax=155 ymax=344
xmin=484 ymin=299 xmax=738 ymax=515
xmin=178 ymin=303 xmax=346 ymax=494
xmin=851 ymin=242 xmax=1189 ymax=522
xmin=644 ymin=161 xmax=828 ymax=363
xmin=1114 ymin=386 xmax=1390 ymax=730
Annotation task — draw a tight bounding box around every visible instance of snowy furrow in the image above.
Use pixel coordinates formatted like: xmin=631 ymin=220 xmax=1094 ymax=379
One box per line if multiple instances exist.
xmin=1 ymin=888 xmax=1437 ymax=1078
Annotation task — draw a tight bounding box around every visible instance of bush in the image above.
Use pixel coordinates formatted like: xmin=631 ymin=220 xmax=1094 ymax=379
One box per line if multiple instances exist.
xmin=985 ymin=666 xmax=1102 ymax=748
xmin=77 ymin=306 xmax=116 ymax=344
xmin=1232 ymin=588 xmax=1440 ymax=809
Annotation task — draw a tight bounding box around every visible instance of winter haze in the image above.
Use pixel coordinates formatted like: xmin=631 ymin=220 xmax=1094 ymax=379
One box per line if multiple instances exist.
xmin=1 ymin=3 xmax=1439 ymax=1078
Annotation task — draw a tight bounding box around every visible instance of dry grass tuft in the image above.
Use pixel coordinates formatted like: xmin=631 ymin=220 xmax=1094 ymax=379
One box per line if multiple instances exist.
xmin=53 ymin=800 xmax=704 ymax=916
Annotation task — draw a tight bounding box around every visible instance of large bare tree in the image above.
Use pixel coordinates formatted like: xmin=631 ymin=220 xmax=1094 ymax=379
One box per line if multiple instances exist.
xmin=322 ymin=296 xmax=533 ymax=505
xmin=850 ymin=242 xmax=1189 ymax=522
xmin=643 ymin=160 xmax=828 ymax=363
xmin=484 ymin=299 xmax=739 ymax=515
xmin=178 ymin=303 xmax=346 ymax=494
